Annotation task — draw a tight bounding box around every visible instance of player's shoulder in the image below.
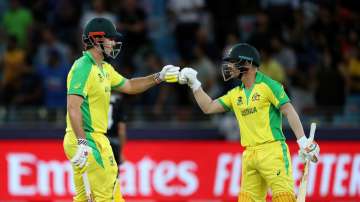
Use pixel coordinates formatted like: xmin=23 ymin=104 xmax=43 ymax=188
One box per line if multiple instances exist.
xmin=102 ymin=61 xmax=115 ymax=70
xmin=68 ymin=55 xmax=94 ymax=79
xmin=224 ymin=86 xmax=241 ymax=96
xmin=257 ymin=71 xmax=283 ymax=90
xmin=102 ymin=62 xmax=124 ymax=78
xmin=72 ymin=55 xmax=93 ymax=71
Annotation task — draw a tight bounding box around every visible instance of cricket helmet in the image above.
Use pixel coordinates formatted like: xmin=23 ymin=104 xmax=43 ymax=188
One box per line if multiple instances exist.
xmin=222 ymin=43 xmax=261 ymax=81
xmin=82 ymin=17 xmax=123 ymax=59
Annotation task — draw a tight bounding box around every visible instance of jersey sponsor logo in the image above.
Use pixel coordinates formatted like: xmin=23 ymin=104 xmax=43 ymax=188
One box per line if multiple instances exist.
xmin=1 ymin=141 xmax=360 ymax=201
xmin=252 ymin=92 xmax=260 ymax=102
xmin=241 ymin=107 xmax=257 ymax=116
xmin=236 ymin=96 xmax=243 ymax=106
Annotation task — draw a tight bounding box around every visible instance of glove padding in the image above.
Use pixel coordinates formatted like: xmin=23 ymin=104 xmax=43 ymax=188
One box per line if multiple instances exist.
xmin=159 ymin=65 xmax=180 ymax=83
xmin=71 ymin=139 xmax=91 ymax=169
xmin=179 ymin=67 xmax=201 ymax=91
xmin=297 ymin=136 xmax=320 ymax=163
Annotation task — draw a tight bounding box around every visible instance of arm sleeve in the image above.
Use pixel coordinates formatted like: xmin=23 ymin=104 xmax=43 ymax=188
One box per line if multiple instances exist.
xmin=109 ymin=65 xmax=127 ymax=89
xmin=67 ymin=64 xmax=92 ymax=98
xmin=267 ymin=81 xmax=290 ymax=109
xmin=217 ymin=91 xmax=233 ymax=112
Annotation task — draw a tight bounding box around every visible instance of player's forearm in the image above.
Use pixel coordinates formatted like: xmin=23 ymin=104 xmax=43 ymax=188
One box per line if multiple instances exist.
xmin=283 ymin=104 xmax=305 ymax=139
xmin=125 ymin=74 xmax=158 ymax=94
xmin=193 ymin=88 xmax=215 ymax=114
xmin=68 ymin=106 xmax=86 ymax=139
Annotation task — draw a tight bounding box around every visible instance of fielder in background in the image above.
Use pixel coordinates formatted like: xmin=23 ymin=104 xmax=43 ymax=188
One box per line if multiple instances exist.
xmin=178 ymin=43 xmax=320 ymax=202
xmin=107 ymin=93 xmax=127 ymax=166
xmin=63 ymin=17 xmax=179 ymax=202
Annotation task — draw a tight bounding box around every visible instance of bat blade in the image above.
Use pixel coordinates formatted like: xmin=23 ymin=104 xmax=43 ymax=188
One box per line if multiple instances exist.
xmin=297 ymin=160 xmax=310 ymax=202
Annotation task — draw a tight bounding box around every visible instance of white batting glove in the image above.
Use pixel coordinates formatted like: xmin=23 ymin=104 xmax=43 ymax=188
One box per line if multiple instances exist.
xmin=297 ymin=136 xmax=320 ymax=163
xmin=156 ymin=65 xmax=180 ymax=83
xmin=71 ymin=138 xmax=91 ymax=169
xmin=179 ymin=67 xmax=201 ymax=91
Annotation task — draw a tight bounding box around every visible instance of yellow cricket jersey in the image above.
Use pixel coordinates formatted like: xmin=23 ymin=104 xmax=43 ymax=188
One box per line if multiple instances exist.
xmin=66 ymin=51 xmax=127 ymax=134
xmin=218 ymin=71 xmax=290 ymax=147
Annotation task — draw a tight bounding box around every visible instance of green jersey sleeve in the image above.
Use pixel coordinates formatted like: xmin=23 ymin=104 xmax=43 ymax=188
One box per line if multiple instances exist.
xmin=217 ymin=91 xmax=233 ymax=111
xmin=109 ymin=65 xmax=127 ymax=89
xmin=266 ymin=80 xmax=290 ymax=109
xmin=67 ymin=62 xmax=93 ymax=98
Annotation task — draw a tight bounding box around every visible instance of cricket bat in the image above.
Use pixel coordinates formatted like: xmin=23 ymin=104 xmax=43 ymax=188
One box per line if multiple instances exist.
xmin=297 ymin=122 xmax=316 ymax=202
xmin=82 ymin=172 xmax=95 ymax=202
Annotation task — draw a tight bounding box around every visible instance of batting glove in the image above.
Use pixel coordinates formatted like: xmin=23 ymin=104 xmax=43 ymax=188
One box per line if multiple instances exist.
xmin=71 ymin=138 xmax=91 ymax=169
xmin=179 ymin=67 xmax=201 ymax=92
xmin=297 ymin=136 xmax=320 ymax=163
xmin=155 ymin=65 xmax=180 ymax=83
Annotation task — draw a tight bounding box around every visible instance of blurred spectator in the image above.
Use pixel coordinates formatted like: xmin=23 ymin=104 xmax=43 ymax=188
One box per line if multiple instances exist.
xmin=1 ymin=35 xmax=26 ymax=97
xmin=2 ymin=56 xmax=43 ymax=107
xmin=347 ymin=45 xmax=360 ymax=95
xmin=36 ymin=49 xmax=69 ymax=109
xmin=52 ymin=0 xmax=82 ymax=49
xmin=259 ymin=46 xmax=286 ymax=84
xmin=195 ymin=27 xmax=218 ymax=60
xmin=27 ymin=0 xmax=53 ymax=24
xmin=314 ymin=49 xmax=347 ymax=117
xmin=0 ymin=0 xmax=8 ymax=20
xmin=247 ymin=11 xmax=273 ymax=49
xmin=134 ymin=52 xmax=171 ymax=118
xmin=1 ymin=0 xmax=33 ymax=48
xmin=35 ymin=27 xmax=71 ymax=67
xmin=80 ymin=0 xmax=116 ymax=28
xmin=342 ymin=30 xmax=360 ymax=95
xmin=141 ymin=0 xmax=179 ymax=64
xmin=260 ymin=0 xmax=299 ymax=29
xmin=167 ymin=0 xmax=205 ymax=60
xmin=206 ymin=0 xmax=241 ymax=51
xmin=223 ymin=33 xmax=240 ymax=54
xmin=117 ymin=0 xmax=148 ymax=69
xmin=0 ymin=31 xmax=6 ymax=71
xmin=270 ymin=35 xmax=297 ymax=84
xmin=8 ymin=66 xmax=43 ymax=106
xmin=190 ymin=45 xmax=219 ymax=97
xmin=310 ymin=4 xmax=337 ymax=47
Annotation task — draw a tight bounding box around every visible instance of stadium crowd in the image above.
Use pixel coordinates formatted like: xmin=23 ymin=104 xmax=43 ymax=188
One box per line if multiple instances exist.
xmin=0 ymin=0 xmax=359 ymax=125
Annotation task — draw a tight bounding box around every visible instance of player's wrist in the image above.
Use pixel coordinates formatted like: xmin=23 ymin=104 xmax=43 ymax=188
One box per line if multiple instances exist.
xmin=77 ymin=138 xmax=88 ymax=146
xmin=153 ymin=72 xmax=163 ymax=84
xmin=297 ymin=135 xmax=308 ymax=150
xmin=190 ymin=79 xmax=201 ymax=92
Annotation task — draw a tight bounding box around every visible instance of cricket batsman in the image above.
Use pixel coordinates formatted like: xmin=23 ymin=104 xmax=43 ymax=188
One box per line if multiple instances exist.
xmin=178 ymin=43 xmax=320 ymax=202
xmin=63 ymin=17 xmax=179 ymax=202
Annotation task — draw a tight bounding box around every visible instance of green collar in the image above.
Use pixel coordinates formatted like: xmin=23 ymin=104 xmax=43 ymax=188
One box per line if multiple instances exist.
xmin=83 ymin=51 xmax=96 ymax=65
xmin=241 ymin=71 xmax=263 ymax=88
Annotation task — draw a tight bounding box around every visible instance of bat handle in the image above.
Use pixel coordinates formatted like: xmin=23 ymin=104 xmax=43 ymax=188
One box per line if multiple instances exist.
xmin=309 ymin=122 xmax=316 ymax=142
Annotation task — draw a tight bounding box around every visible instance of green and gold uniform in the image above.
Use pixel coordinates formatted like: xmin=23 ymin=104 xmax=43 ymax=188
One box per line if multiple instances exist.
xmin=63 ymin=51 xmax=126 ymax=202
xmin=218 ymin=71 xmax=295 ymax=201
